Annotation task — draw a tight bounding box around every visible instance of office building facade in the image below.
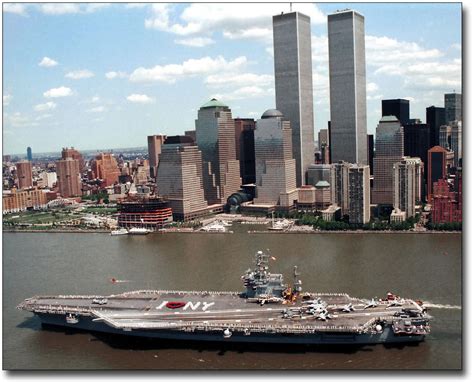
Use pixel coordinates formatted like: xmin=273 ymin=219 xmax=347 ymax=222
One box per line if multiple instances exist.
xmin=273 ymin=11 xmax=314 ymax=185
xmin=382 ymin=99 xmax=410 ymax=126
xmin=427 ymin=146 xmax=447 ymax=201
xmin=426 ymin=106 xmax=446 ymax=147
xmin=156 ymin=136 xmax=210 ymax=221
xmin=91 ymin=153 xmax=121 ymax=187
xmin=328 ymin=10 xmax=367 ymax=165
xmin=393 ymin=159 xmax=417 ymax=218
xmin=62 ymin=147 xmax=85 ymax=173
xmin=254 ymin=109 xmax=298 ymax=208
xmin=444 ymin=93 xmax=462 ymax=123
xmin=26 ymin=147 xmax=32 ymax=162
xmin=372 ymin=116 xmax=404 ymax=205
xmin=147 ymin=135 xmax=166 ymax=178
xmin=195 ymin=99 xmax=241 ymax=205
xmin=234 ymin=118 xmax=256 ymax=184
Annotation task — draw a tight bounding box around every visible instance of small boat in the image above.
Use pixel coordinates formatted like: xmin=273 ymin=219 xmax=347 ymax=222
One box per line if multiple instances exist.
xmin=268 ymin=212 xmax=291 ymax=231
xmin=66 ymin=314 xmax=79 ymax=324
xmin=110 ymin=228 xmax=128 ymax=236
xmin=201 ymin=222 xmax=226 ymax=232
xmin=128 ymin=227 xmax=151 ymax=235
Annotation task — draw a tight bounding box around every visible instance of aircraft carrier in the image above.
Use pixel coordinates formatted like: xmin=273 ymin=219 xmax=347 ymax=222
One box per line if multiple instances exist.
xmin=17 ymin=250 xmax=431 ymax=345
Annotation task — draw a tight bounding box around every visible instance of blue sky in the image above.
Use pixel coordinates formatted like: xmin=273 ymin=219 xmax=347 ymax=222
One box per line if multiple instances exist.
xmin=3 ymin=2 xmax=462 ymax=155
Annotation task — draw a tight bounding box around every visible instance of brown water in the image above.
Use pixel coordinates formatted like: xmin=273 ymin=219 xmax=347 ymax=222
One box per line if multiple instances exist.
xmin=2 ymin=227 xmax=462 ymax=370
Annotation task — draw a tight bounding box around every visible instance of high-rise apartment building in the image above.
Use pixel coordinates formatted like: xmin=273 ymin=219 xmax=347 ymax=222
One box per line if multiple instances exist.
xmin=26 ymin=147 xmax=33 ymax=162
xmin=147 ymin=135 xmax=166 ymax=178
xmin=426 ymin=106 xmax=446 ymax=147
xmin=382 ymin=99 xmax=410 ymax=126
xmin=347 ymin=165 xmax=370 ymax=224
xmin=195 ymin=98 xmax=241 ymax=205
xmin=273 ymin=11 xmax=314 ymax=185
xmin=254 ymin=109 xmax=298 ymax=208
xmin=328 ymin=10 xmax=367 ymax=165
xmin=372 ymin=116 xmax=404 ymax=206
xmin=234 ymin=118 xmax=256 ymax=184
xmin=427 ymin=146 xmax=448 ymax=201
xmin=16 ymin=161 xmax=33 ymax=189
xmin=393 ymin=159 xmax=418 ymax=218
xmin=444 ymin=93 xmax=462 ymax=123
xmin=62 ymin=147 xmax=85 ymax=173
xmin=91 ymin=153 xmax=120 ymax=187
xmin=56 ymin=158 xmax=82 ymax=197
xmin=156 ymin=135 xmax=209 ymax=221
xmin=330 ymin=161 xmax=369 ymax=223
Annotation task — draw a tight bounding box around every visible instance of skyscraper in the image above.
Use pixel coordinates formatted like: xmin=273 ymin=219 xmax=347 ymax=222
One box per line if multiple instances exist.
xmin=195 ymin=98 xmax=241 ymax=205
xmin=382 ymin=99 xmax=410 ymax=126
xmin=156 ymin=136 xmax=209 ymax=221
xmin=426 ymin=106 xmax=446 ymax=147
xmin=403 ymin=122 xmax=430 ymax=181
xmin=56 ymin=158 xmax=82 ymax=197
xmin=427 ymin=146 xmax=447 ymax=201
xmin=328 ymin=9 xmax=367 ymax=165
xmin=234 ymin=118 xmax=256 ymax=184
xmin=254 ymin=109 xmax=298 ymax=208
xmin=26 ymin=147 xmax=32 ymax=162
xmin=372 ymin=116 xmax=404 ymax=206
xmin=16 ymin=161 xmax=33 ymax=189
xmin=444 ymin=93 xmax=462 ymax=123
xmin=147 ymin=135 xmax=166 ymax=178
xmin=273 ymin=11 xmax=314 ymax=186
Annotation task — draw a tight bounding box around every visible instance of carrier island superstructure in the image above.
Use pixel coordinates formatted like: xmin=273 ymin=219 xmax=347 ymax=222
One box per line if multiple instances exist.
xmin=17 ymin=251 xmax=431 ymax=345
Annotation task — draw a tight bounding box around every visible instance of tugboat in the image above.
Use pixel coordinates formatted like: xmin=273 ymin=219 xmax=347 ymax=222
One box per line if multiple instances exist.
xmin=17 ymin=250 xmax=431 ymax=345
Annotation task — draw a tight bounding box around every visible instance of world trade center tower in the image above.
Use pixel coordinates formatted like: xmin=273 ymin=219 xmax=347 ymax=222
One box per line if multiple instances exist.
xmin=328 ymin=10 xmax=368 ymax=165
xmin=273 ymin=11 xmax=315 ymax=187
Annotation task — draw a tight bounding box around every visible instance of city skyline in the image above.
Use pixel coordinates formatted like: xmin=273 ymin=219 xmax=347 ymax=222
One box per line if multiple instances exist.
xmin=3 ymin=2 xmax=462 ymax=154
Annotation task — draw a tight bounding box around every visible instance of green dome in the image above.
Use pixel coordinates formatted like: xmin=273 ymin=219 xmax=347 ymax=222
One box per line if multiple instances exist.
xmin=315 ymin=180 xmax=330 ymax=188
xmin=200 ymin=98 xmax=228 ymax=109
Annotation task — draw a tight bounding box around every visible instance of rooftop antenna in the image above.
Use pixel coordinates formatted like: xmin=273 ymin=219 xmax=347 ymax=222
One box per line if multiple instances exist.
xmin=290 ymin=2 xmax=293 ymax=12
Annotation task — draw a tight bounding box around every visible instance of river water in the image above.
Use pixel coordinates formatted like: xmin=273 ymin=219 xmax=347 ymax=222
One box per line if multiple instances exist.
xmin=2 ymin=226 xmax=462 ymax=370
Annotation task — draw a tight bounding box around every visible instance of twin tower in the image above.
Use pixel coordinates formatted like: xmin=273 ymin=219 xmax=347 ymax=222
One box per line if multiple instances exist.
xmin=273 ymin=9 xmax=368 ymax=183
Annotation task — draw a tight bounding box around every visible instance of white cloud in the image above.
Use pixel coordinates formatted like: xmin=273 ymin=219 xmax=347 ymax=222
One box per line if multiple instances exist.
xmin=212 ymin=86 xmax=274 ymax=101
xmin=43 ymin=86 xmax=73 ymax=98
xmin=65 ymin=69 xmax=94 ymax=79
xmin=127 ymin=94 xmax=155 ymax=104
xmin=40 ymin=4 xmax=81 ymax=15
xmin=145 ymin=3 xmax=325 ymax=43
xmin=34 ymin=101 xmax=57 ymax=112
xmin=105 ymin=71 xmax=128 ymax=79
xmin=38 ymin=56 xmax=58 ymax=67
xmin=367 ymin=82 xmax=379 ymax=93
xmin=4 ymin=112 xmax=39 ymax=128
xmin=87 ymin=106 xmax=106 ymax=113
xmin=175 ymin=37 xmax=215 ymax=47
xmin=205 ymin=73 xmax=273 ymax=88
xmin=39 ymin=3 xmax=110 ymax=15
xmin=3 ymin=94 xmax=12 ymax=106
xmin=129 ymin=55 xmax=247 ymax=83
xmin=3 ymin=3 xmax=28 ymax=16
xmin=35 ymin=114 xmax=53 ymax=121
xmin=91 ymin=96 xmax=100 ymax=103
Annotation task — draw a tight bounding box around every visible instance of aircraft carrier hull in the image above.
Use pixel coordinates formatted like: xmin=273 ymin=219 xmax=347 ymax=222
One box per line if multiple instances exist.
xmin=35 ymin=312 xmax=424 ymax=345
